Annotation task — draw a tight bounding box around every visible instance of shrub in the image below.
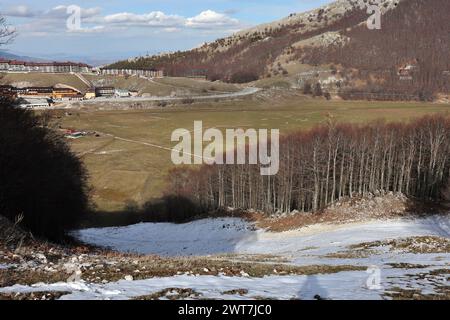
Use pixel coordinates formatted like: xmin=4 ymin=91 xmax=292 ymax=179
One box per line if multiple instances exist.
xmin=181 ymin=98 xmax=195 ymax=105
xmin=0 ymin=99 xmax=90 ymax=241
xmin=229 ymin=72 xmax=259 ymax=84
xmin=303 ymin=83 xmax=312 ymax=95
xmin=313 ymin=83 xmax=323 ymax=97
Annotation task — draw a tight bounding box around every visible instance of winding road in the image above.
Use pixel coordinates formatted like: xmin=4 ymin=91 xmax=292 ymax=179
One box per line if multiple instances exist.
xmin=80 ymin=87 xmax=261 ymax=104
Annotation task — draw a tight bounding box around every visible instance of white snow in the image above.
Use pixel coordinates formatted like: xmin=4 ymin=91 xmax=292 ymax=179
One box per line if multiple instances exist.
xmin=1 ymin=215 xmax=448 ymax=300
xmin=0 ymin=264 xmax=447 ymax=300
xmin=74 ymin=218 xmax=257 ymax=256
xmin=74 ymin=216 xmax=450 ymax=260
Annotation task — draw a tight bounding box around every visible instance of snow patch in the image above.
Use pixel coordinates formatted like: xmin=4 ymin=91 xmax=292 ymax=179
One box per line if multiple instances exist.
xmin=0 ymin=264 xmax=447 ymax=301
xmin=75 ymin=216 xmax=450 ymax=260
xmin=74 ymin=218 xmax=258 ymax=256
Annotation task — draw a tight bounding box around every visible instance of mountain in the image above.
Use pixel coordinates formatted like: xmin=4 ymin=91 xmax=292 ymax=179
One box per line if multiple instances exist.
xmin=35 ymin=53 xmax=117 ymax=67
xmin=108 ymin=0 xmax=449 ymax=100
xmin=0 ymin=51 xmax=114 ymax=66
xmin=0 ymin=50 xmax=48 ymax=62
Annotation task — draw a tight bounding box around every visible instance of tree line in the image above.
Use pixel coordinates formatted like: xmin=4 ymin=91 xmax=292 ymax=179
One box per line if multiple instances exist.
xmin=165 ymin=115 xmax=450 ymax=215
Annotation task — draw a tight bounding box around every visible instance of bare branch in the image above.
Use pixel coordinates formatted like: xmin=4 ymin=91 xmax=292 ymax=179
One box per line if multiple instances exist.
xmin=0 ymin=15 xmax=16 ymax=46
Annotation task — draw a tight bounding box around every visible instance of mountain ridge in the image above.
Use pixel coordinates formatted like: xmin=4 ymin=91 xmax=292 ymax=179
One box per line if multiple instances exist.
xmin=107 ymin=0 xmax=449 ymax=100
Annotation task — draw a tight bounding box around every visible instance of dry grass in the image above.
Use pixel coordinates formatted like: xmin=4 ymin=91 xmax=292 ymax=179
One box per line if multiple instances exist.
xmin=84 ymin=75 xmax=240 ymax=97
xmin=77 ymin=257 xmax=367 ymax=284
xmin=349 ymin=236 xmax=450 ymax=254
xmin=222 ymin=289 xmax=249 ymax=296
xmin=0 ymin=291 xmax=70 ymax=301
xmin=323 ymin=249 xmax=380 ymax=259
xmin=58 ymin=96 xmax=450 ymax=213
xmin=387 ymin=263 xmax=431 ymax=269
xmin=0 ymin=73 xmax=90 ymax=92
xmin=133 ymin=288 xmax=202 ymax=300
xmin=385 ymin=287 xmax=450 ymax=300
xmin=0 ymin=239 xmax=366 ymax=287
xmin=255 ymin=195 xmax=448 ymax=233
xmin=0 ymin=256 xmax=366 ymax=291
xmin=213 ymin=253 xmax=290 ymax=264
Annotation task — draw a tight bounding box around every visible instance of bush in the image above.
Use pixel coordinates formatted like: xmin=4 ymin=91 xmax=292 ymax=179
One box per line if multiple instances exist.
xmin=0 ymin=99 xmax=90 ymax=241
xmin=181 ymin=98 xmax=195 ymax=105
xmin=313 ymin=83 xmax=323 ymax=97
xmin=157 ymin=101 xmax=168 ymax=108
xmin=229 ymin=71 xmax=259 ymax=84
xmin=303 ymin=83 xmax=312 ymax=95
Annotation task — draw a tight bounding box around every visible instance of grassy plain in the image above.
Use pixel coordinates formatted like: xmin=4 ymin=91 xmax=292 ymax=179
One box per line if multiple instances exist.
xmin=60 ymin=93 xmax=450 ymax=211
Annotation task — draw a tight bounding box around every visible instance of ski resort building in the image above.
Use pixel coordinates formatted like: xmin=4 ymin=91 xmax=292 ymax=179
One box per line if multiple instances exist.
xmin=0 ymin=59 xmax=93 ymax=73
xmin=100 ymin=68 xmax=163 ymax=78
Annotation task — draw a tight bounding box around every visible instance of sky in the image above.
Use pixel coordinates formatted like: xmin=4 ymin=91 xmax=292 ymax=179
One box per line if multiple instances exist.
xmin=0 ymin=0 xmax=333 ymax=63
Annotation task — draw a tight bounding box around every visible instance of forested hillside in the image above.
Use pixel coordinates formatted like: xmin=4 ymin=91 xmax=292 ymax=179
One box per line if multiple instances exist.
xmin=298 ymin=0 xmax=450 ymax=99
xmin=107 ymin=0 xmax=375 ymax=81
xmin=108 ymin=0 xmax=450 ymax=99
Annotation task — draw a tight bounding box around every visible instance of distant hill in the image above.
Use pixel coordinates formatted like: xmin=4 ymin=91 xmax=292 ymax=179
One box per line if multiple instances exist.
xmin=108 ymin=0 xmax=450 ymax=100
xmin=0 ymin=50 xmax=48 ymax=62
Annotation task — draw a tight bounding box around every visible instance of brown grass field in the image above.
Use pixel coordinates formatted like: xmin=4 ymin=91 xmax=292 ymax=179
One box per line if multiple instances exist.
xmin=59 ymin=93 xmax=450 ymax=212
xmin=1 ymin=73 xmax=240 ymax=96
xmin=0 ymin=72 xmax=90 ymax=91
xmin=82 ymin=74 xmax=240 ymax=96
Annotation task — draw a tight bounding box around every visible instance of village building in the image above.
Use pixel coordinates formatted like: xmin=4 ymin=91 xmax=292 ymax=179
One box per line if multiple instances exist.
xmin=115 ymin=89 xmax=131 ymax=98
xmin=21 ymin=87 xmax=53 ymax=97
xmin=52 ymin=88 xmax=83 ymax=100
xmin=0 ymin=59 xmax=93 ymax=73
xmin=84 ymin=89 xmax=96 ymax=100
xmin=95 ymin=87 xmax=115 ymax=97
xmin=19 ymin=98 xmax=51 ymax=109
xmin=100 ymin=68 xmax=163 ymax=78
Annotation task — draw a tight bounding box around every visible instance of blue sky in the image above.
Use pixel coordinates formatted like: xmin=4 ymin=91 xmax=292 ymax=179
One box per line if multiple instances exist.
xmin=0 ymin=0 xmax=332 ymax=63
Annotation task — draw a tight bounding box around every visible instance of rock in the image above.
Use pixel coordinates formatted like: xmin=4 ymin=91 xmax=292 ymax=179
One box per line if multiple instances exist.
xmin=124 ymin=275 xmax=133 ymax=281
xmin=240 ymin=270 xmax=250 ymax=277
xmin=35 ymin=253 xmax=47 ymax=264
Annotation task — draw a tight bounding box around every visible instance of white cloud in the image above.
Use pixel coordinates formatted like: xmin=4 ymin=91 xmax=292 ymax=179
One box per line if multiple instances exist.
xmin=2 ymin=5 xmax=39 ymax=18
xmin=67 ymin=26 xmax=105 ymax=34
xmin=4 ymin=6 xmax=243 ymax=36
xmin=101 ymin=11 xmax=185 ymax=27
xmin=186 ymin=10 xmax=240 ymax=28
xmin=45 ymin=5 xmax=101 ymax=19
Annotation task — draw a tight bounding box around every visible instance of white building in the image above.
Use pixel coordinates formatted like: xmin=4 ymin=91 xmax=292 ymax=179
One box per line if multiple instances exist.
xmin=115 ymin=89 xmax=131 ymax=98
xmin=0 ymin=59 xmax=93 ymax=73
xmin=19 ymin=98 xmax=51 ymax=109
xmin=100 ymin=68 xmax=163 ymax=78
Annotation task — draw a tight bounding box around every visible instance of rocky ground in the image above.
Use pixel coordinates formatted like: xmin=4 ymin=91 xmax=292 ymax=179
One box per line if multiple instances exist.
xmin=0 ymin=194 xmax=449 ymax=300
xmin=0 ymin=216 xmax=364 ymax=300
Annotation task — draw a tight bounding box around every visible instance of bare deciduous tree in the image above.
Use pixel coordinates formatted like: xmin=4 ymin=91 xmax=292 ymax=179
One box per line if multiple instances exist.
xmin=0 ymin=15 xmax=16 ymax=46
xmin=163 ymin=115 xmax=450 ymax=217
